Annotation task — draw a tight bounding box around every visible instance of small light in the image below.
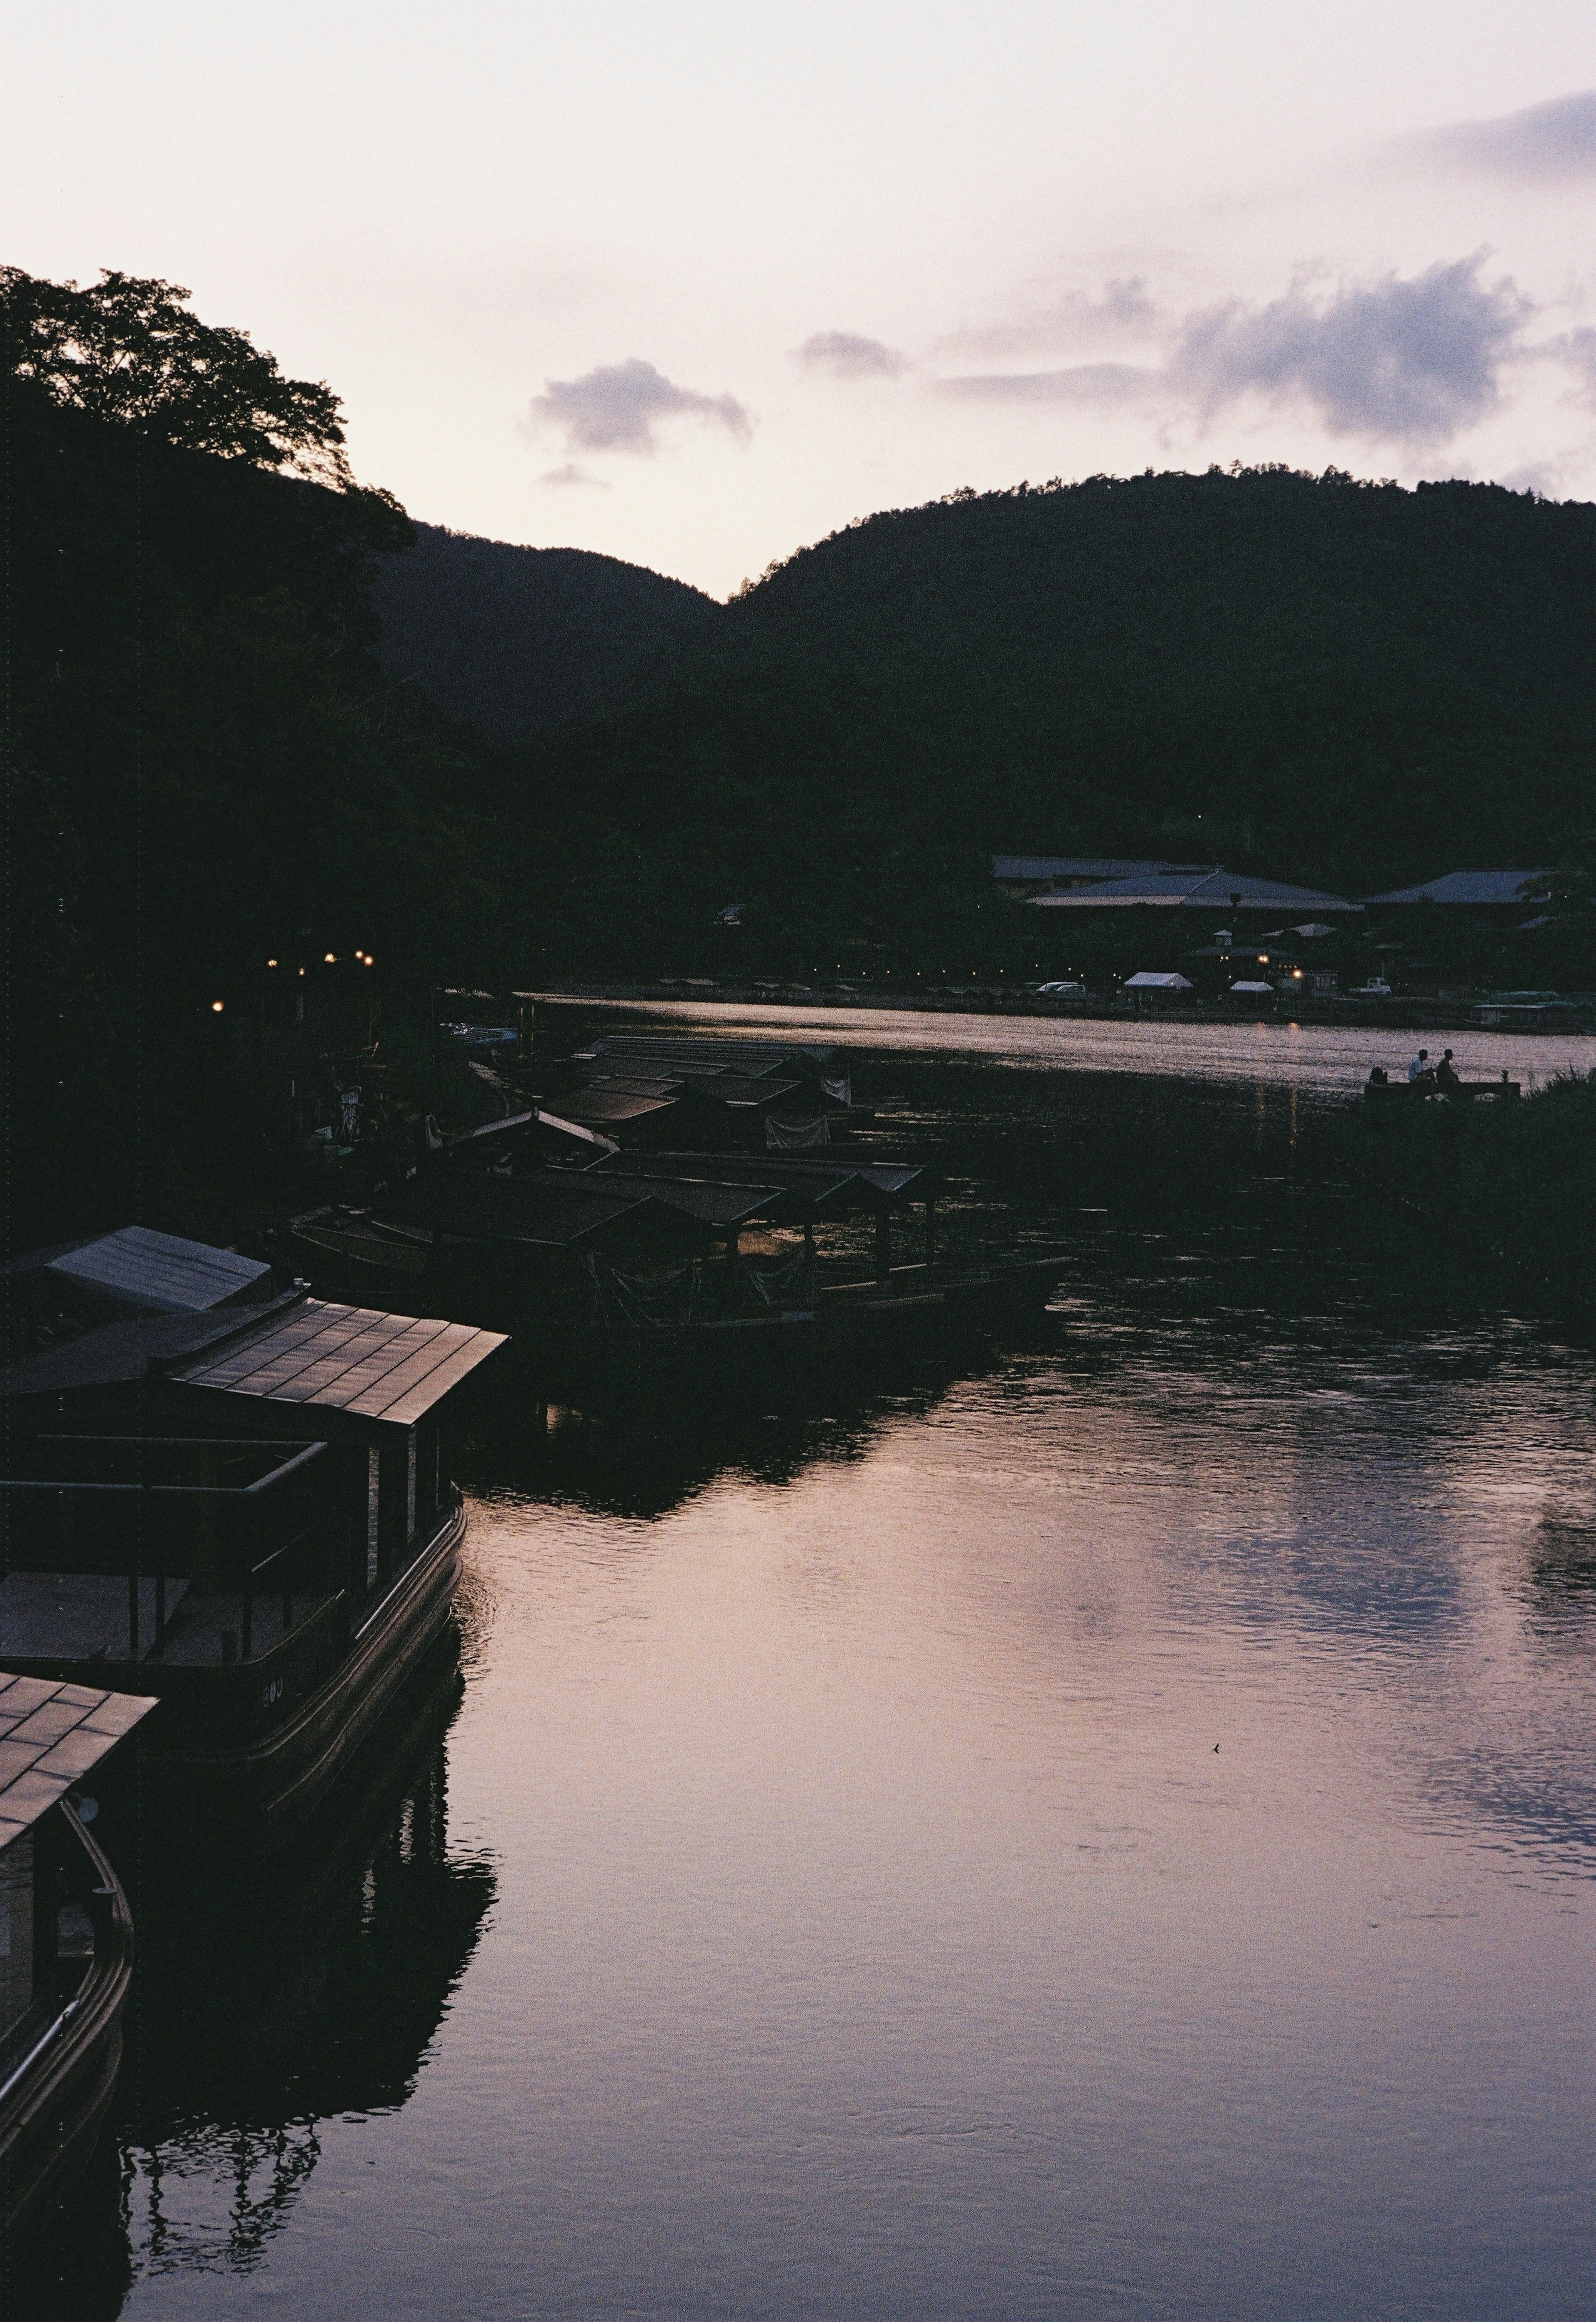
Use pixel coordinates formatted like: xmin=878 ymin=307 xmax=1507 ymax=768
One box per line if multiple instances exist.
xmin=211 ymin=1000 xmax=224 ymax=1013
xmin=363 ymin=955 xmax=374 ymax=966
xmin=267 ymin=958 xmax=278 ymax=968
xmin=325 ymin=952 xmax=336 ymax=963
xmin=298 ymin=967 xmax=306 ymax=976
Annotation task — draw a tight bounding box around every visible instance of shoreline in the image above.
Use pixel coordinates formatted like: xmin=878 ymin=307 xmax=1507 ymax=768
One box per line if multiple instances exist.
xmin=515 ymin=982 xmax=1596 ymax=1038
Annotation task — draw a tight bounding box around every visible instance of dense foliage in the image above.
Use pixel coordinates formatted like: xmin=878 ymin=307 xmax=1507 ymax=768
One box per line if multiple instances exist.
xmin=0 ymin=370 xmax=506 ymax=1239
xmin=514 ymin=467 xmax=1596 ymax=971
xmin=372 ymin=524 xmax=718 ymax=744
xmin=0 ymin=266 xmax=355 ymax=485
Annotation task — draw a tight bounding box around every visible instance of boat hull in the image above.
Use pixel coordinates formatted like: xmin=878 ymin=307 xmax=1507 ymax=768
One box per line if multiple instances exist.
xmin=1 ymin=1501 xmax=467 ymax=1864
xmin=0 ymin=1807 xmax=132 ymax=2249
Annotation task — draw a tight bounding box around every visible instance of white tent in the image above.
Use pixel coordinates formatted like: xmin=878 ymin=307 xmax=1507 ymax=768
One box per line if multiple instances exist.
xmin=1123 ymin=971 xmax=1193 ymax=990
xmin=1229 ymin=980 xmax=1274 ymax=995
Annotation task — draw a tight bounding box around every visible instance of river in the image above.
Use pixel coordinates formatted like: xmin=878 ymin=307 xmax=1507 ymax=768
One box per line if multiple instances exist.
xmin=18 ymin=1024 xmax=1596 ymax=2321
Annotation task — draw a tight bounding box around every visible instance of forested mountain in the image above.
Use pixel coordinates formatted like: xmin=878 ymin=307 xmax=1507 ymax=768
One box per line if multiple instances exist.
xmin=371 ymin=524 xmax=718 ymax=743
xmin=518 ymin=470 xmax=1596 ymax=960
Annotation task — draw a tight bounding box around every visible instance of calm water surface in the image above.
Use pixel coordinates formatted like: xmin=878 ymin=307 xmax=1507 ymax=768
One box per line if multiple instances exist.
xmin=16 ymin=1044 xmax=1596 ymax=2321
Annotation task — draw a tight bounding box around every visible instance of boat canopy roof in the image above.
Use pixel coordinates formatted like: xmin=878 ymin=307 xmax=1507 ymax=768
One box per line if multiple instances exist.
xmin=574 ymin=1170 xmax=788 ymax=1230
xmin=448 ymin=1108 xmax=619 ymax=1156
xmin=171 ymin=1302 xmax=505 ymax=1428
xmin=569 ymin=1035 xmax=842 ymax=1079
xmin=0 ymin=1674 xmax=156 ymax=1846
xmin=586 ymin=1151 xmax=941 ymax=1214
xmin=389 ymin=1169 xmax=681 ymax=1250
xmin=5 ymin=1226 xmax=272 ymax=1314
xmin=0 ymin=1289 xmax=505 ymax=1430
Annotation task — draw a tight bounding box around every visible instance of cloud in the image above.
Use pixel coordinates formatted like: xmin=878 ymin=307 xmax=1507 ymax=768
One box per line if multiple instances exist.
xmin=941 ymin=362 xmax=1156 ymax=406
xmin=1543 ymin=325 xmax=1596 ymax=407
xmin=1167 ymin=258 xmax=1528 ymax=443
xmin=798 ymin=330 xmax=908 ymax=379
xmin=527 ymin=357 xmax=752 ymax=456
xmin=539 ymin=461 xmax=609 ymax=488
xmin=941 ymin=278 xmax=1162 ymax=362
xmin=1392 ymin=89 xmax=1596 ymax=185
xmin=939 ymin=257 xmax=1531 ymax=448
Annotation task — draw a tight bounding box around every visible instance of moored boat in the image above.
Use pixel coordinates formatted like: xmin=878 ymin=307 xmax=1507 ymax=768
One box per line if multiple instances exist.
xmin=0 ymin=1232 xmax=505 ymax=1855
xmin=0 ymin=1674 xmax=155 ymax=2246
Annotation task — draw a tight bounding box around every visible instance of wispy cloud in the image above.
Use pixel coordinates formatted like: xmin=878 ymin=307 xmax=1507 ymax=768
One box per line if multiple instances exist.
xmin=941 ymin=361 xmax=1156 ymax=407
xmin=797 ymin=330 xmax=909 ymax=379
xmin=539 ymin=461 xmax=610 ymax=489
xmin=527 ymin=357 xmax=753 ymax=456
xmin=1389 ymin=89 xmax=1596 ymax=185
xmin=941 ymin=278 xmax=1162 ymax=362
xmin=940 ymin=257 xmax=1535 ymax=449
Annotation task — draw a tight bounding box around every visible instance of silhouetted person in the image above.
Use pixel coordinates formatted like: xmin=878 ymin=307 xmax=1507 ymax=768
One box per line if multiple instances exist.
xmin=1406 ymin=1048 xmax=1431 ymax=1085
xmin=1435 ymin=1049 xmax=1460 ymax=1094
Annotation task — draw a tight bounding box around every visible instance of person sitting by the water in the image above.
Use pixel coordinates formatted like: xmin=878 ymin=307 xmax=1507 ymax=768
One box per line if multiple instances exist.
xmin=1406 ymin=1048 xmax=1432 ymax=1085
xmin=1367 ymin=1065 xmax=1388 ymax=1086
xmin=1434 ymin=1048 xmax=1461 ymax=1094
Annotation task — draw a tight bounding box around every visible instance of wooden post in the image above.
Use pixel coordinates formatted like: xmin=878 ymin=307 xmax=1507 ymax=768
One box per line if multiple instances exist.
xmin=803 ymin=1218 xmax=815 ymax=1301
xmin=923 ymin=1198 xmax=936 ymax=1269
xmin=874 ymin=1209 xmax=892 ymax=1284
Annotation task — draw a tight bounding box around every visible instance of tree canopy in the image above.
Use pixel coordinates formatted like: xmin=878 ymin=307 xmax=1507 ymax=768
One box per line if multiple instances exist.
xmin=0 ymin=265 xmax=353 ymax=485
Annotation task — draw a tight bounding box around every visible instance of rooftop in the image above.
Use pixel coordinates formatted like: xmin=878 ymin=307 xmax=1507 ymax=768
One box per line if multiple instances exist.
xmin=5 ymin=1226 xmax=272 ymax=1314
xmin=1026 ymin=868 xmax=1362 ymax=913
xmin=172 ymin=1301 xmax=505 ymax=1427
xmin=993 ymin=856 xmax=1214 ymax=884
xmin=1364 ymin=870 xmax=1552 ymax=906
xmin=0 ymin=1675 xmax=156 ymax=1845
xmin=0 ymin=1286 xmax=505 ymax=1426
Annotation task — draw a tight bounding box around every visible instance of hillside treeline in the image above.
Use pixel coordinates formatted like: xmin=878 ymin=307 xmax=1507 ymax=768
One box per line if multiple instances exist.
xmin=516 ymin=468 xmax=1596 ymax=969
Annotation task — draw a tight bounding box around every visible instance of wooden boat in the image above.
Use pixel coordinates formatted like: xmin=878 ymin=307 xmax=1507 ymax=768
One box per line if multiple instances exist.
xmin=1363 ymin=1075 xmax=1520 ymax=1106
xmin=0 ymin=1675 xmax=155 ymax=2246
xmin=0 ymin=1235 xmax=505 ymax=1856
xmin=276 ymin=1152 xmax=1063 ymax=1406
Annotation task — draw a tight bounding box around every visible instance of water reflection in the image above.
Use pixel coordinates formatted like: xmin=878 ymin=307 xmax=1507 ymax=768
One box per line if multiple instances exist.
xmin=12 ymin=1643 xmax=496 ymax=2319
xmin=15 ymin=1054 xmax=1596 ymax=2321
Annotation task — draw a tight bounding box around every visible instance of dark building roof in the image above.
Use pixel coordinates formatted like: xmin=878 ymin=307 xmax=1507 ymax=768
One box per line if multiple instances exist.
xmin=5 ymin=1226 xmax=272 ymax=1313
xmin=1026 ymin=868 xmax=1362 ymax=913
xmin=0 ymin=1675 xmax=157 ymax=1845
xmin=1363 ymin=869 xmax=1552 ymax=906
xmin=993 ymin=856 xmax=1213 ymax=884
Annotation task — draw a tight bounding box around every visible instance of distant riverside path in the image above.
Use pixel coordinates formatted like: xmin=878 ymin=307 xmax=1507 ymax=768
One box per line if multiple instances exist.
xmin=530 ymin=994 xmax=1596 ymax=1100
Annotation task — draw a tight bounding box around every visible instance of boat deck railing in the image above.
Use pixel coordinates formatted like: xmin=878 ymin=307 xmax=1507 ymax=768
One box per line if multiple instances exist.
xmin=0 ymin=1435 xmax=335 ymax=1665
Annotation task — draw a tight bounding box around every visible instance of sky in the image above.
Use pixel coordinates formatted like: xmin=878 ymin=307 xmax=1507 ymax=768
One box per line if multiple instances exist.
xmin=5 ymin=2 xmax=1595 ymax=597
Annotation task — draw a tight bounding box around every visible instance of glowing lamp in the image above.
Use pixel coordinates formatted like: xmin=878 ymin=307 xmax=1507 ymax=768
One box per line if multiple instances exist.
xmin=325 ymin=952 xmax=336 ymax=963
xmin=211 ymin=1000 xmax=224 ymax=1013
xmin=267 ymin=958 xmax=278 ymax=968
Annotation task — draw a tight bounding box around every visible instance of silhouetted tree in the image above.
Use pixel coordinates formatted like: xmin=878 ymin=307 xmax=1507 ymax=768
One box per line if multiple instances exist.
xmin=0 ymin=265 xmax=354 ymax=485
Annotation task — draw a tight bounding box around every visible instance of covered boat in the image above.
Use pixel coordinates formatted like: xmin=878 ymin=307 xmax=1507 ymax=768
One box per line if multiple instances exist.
xmin=0 ymin=1234 xmax=505 ymax=1853
xmin=0 ymin=1676 xmax=155 ymax=2245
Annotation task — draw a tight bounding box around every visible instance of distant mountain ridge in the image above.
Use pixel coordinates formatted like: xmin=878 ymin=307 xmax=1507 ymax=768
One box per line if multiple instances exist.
xmin=370 ymin=523 xmax=721 ymax=744
xmin=518 ymin=469 xmax=1596 ymax=926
